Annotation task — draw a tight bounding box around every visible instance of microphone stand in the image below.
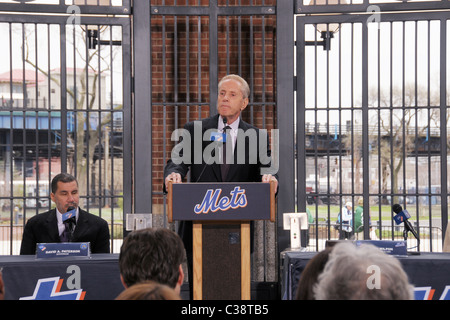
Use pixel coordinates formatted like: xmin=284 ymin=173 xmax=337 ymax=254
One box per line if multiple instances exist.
xmin=404 ymin=223 xmax=420 ymax=256
xmin=403 ymin=227 xmax=408 ymax=242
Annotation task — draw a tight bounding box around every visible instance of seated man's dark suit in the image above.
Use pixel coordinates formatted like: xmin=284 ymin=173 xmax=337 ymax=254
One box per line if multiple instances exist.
xmin=20 ymin=208 xmax=110 ymax=255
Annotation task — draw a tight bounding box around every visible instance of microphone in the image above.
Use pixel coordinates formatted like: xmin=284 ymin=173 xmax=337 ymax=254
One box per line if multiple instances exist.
xmin=62 ymin=206 xmax=77 ymax=241
xmin=392 ymin=204 xmax=419 ymax=241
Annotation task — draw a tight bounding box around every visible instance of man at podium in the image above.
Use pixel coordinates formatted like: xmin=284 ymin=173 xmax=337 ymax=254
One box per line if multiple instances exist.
xmin=163 ymin=74 xmax=278 ymax=297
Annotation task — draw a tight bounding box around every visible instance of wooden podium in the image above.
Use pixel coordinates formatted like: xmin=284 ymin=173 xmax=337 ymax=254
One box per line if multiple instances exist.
xmin=168 ymin=181 xmax=276 ymax=300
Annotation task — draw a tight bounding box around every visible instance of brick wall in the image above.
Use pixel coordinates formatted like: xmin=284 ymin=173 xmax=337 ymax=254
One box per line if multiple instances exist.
xmin=150 ymin=1 xmax=277 ymax=214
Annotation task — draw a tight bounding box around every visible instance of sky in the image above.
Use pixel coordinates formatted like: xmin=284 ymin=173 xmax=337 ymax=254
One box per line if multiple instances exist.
xmin=301 ymin=18 xmax=443 ymax=128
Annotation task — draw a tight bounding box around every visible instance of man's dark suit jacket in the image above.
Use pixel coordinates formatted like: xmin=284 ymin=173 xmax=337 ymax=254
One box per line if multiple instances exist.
xmin=164 ymin=114 xmax=275 ymax=186
xmin=163 ymin=114 xmax=277 ymax=271
xmin=20 ymin=208 xmax=110 ymax=255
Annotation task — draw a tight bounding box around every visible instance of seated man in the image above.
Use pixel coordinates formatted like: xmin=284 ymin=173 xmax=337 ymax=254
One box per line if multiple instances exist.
xmin=20 ymin=173 xmax=110 ymax=255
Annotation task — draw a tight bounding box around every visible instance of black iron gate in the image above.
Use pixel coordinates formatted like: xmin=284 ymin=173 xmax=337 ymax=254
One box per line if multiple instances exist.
xmin=0 ymin=1 xmax=131 ymax=255
xmin=295 ymin=1 xmax=450 ymax=252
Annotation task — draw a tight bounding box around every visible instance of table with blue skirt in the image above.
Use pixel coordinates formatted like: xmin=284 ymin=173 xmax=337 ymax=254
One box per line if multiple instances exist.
xmin=281 ymin=250 xmax=450 ymax=300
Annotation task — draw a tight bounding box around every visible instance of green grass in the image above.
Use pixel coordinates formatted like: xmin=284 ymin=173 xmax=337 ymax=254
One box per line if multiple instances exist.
xmin=306 ymin=204 xmax=443 ymax=221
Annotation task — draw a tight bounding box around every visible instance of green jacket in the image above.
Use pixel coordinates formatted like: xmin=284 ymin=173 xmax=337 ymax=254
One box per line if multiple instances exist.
xmin=354 ymin=205 xmax=363 ymax=233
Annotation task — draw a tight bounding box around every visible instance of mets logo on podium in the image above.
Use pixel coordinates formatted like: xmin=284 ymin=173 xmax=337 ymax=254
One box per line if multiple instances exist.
xmin=20 ymin=275 xmax=86 ymax=300
xmin=194 ymin=186 xmax=247 ymax=214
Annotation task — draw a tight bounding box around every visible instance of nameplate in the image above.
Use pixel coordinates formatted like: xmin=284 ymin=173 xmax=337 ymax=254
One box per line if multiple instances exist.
xmin=35 ymin=242 xmax=91 ymax=259
xmin=354 ymin=240 xmax=408 ymax=256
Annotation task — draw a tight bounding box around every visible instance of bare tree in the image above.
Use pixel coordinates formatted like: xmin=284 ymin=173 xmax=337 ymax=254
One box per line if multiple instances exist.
xmin=22 ymin=24 xmax=121 ymax=197
xmin=368 ymin=83 xmax=439 ymax=203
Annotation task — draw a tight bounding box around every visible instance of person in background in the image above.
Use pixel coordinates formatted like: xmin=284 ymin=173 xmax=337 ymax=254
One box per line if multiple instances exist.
xmin=354 ymin=198 xmax=364 ymax=234
xmin=305 ymin=206 xmax=314 ymax=246
xmin=354 ymin=198 xmax=374 ymax=239
xmin=338 ymin=201 xmax=353 ymax=240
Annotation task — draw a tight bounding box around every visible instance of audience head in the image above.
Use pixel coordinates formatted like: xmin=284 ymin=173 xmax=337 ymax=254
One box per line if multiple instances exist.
xmin=119 ymin=227 xmax=186 ymax=294
xmin=0 ymin=268 xmax=4 ymax=300
xmin=314 ymin=242 xmax=414 ymax=300
xmin=115 ymin=281 xmax=181 ymax=300
xmin=295 ymin=247 xmax=333 ymax=300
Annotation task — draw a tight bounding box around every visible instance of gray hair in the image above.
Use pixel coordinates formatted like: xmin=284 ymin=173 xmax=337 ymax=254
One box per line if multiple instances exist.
xmin=218 ymin=74 xmax=250 ymax=99
xmin=314 ymin=242 xmax=414 ymax=300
